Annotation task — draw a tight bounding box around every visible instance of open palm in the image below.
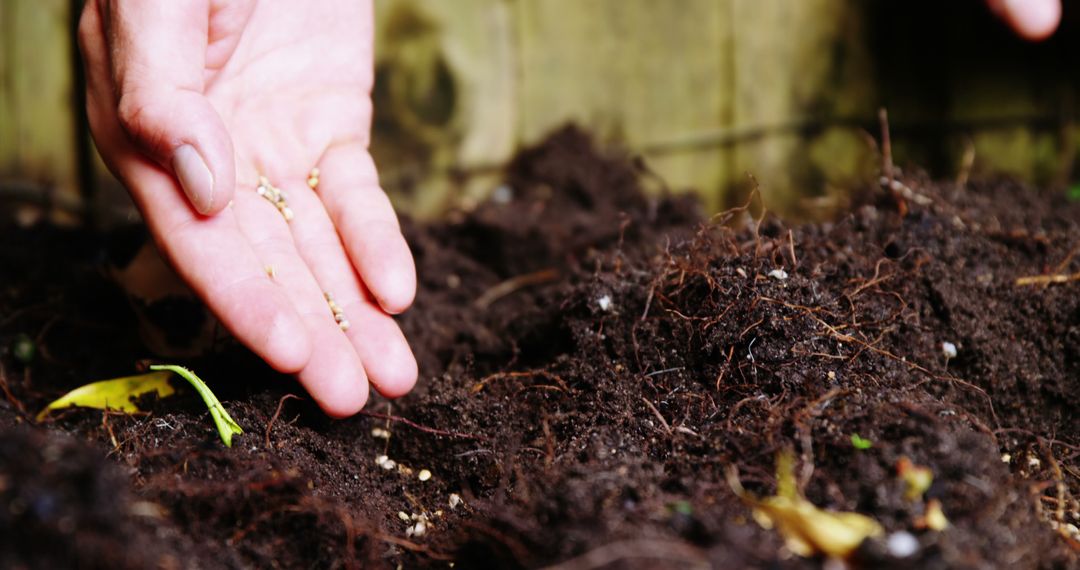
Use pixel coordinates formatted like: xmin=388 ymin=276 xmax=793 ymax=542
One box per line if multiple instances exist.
xmin=79 ymin=0 xmax=417 ymax=417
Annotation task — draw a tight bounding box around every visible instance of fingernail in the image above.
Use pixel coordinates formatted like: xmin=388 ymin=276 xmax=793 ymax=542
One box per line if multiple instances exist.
xmin=173 ymin=145 xmax=215 ymax=214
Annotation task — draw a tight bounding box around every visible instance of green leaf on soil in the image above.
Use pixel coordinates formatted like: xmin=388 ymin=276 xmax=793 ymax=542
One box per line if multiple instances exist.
xmin=36 ymin=365 xmax=243 ymax=447
xmin=727 ymin=451 xmax=884 ymax=558
xmin=36 ymin=370 xmax=176 ymax=421
xmin=149 ymin=364 xmax=243 ymax=447
xmin=850 ymin=433 xmax=873 ymax=450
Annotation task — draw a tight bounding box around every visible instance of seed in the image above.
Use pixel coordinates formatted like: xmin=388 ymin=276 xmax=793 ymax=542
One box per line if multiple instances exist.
xmin=418 ymin=469 xmax=432 ymax=482
xmin=886 ymin=531 xmax=919 ymax=558
xmin=449 ymin=493 xmax=462 ymax=509
xmin=398 ymin=511 xmax=410 ymax=522
xmin=265 ymin=265 xmax=276 ymax=278
xmin=371 ymin=428 xmax=391 ymax=439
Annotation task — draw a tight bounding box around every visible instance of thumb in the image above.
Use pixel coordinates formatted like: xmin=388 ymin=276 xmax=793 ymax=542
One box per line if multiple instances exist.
xmin=107 ymin=0 xmax=234 ymax=215
xmin=988 ymin=0 xmax=1061 ymax=41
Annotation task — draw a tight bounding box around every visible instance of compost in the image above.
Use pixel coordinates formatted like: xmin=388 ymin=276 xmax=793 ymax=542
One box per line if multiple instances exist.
xmin=0 ymin=127 xmax=1077 ymax=569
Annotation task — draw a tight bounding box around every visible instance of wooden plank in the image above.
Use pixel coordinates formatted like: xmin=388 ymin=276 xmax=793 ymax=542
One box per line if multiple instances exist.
xmin=516 ymin=0 xmax=729 ymax=144
xmin=370 ymin=0 xmax=517 ymax=218
xmin=0 ymin=0 xmax=81 ymax=222
xmin=730 ymin=0 xmax=876 ymax=211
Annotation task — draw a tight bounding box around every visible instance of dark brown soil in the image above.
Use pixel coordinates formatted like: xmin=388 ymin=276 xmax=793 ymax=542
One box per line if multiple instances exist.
xmin=1 ymin=127 xmax=1078 ymax=569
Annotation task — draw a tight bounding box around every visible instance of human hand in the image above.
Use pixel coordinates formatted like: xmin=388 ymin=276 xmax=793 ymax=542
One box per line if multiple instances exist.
xmin=987 ymin=0 xmax=1061 ymax=40
xmin=78 ymin=0 xmax=417 ymax=417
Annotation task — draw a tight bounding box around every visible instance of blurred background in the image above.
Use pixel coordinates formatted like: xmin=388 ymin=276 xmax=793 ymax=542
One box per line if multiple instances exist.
xmin=2 ymin=0 xmax=1079 ymax=226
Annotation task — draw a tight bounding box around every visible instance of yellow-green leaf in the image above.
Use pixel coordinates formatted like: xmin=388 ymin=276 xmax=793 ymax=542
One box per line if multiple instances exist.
xmin=36 ymin=371 xmax=175 ymax=421
xmin=897 ymin=456 xmax=934 ymax=501
xmin=149 ymin=364 xmax=243 ymax=447
xmin=728 ymin=452 xmax=884 ymax=559
xmin=36 ymin=364 xmax=243 ymax=448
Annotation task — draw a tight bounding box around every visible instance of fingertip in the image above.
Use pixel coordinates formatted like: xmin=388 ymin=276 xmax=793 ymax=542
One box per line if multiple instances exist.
xmin=1003 ymin=0 xmax=1061 ymax=41
xmin=342 ymin=301 xmax=418 ymax=399
xmin=297 ymin=320 xmax=370 ymax=418
xmin=364 ymin=225 xmax=417 ymax=314
xmin=313 ymin=378 xmax=369 ymax=419
xmin=371 ymin=353 xmax=418 ymax=399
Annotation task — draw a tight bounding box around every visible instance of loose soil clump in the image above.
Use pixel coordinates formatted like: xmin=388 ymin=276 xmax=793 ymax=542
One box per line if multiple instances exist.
xmin=1 ymin=127 xmax=1078 ymax=569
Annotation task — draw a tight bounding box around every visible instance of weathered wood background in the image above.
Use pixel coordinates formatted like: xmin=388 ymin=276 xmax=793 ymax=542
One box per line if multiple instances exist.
xmin=2 ymin=0 xmax=1078 ymax=224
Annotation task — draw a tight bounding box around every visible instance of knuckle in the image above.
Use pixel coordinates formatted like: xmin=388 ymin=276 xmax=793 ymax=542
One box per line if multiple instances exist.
xmin=115 ymin=91 xmax=169 ymax=154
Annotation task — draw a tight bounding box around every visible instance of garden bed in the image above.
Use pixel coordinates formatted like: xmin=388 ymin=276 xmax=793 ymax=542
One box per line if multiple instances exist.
xmin=1 ymin=127 xmax=1078 ymax=569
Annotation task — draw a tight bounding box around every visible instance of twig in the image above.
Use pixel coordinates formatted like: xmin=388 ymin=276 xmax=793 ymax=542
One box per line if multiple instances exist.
xmin=786 ymin=229 xmax=798 ymax=267
xmin=644 ymin=367 xmax=684 ymax=378
xmin=848 ymin=258 xmax=892 ymax=298
xmin=356 ymin=410 xmax=487 ymax=441
xmin=879 ymin=108 xmax=894 ymax=183
xmin=0 ymin=364 xmax=27 ymax=416
xmin=879 ymin=108 xmax=907 ymax=216
xmin=1052 ymin=243 xmax=1080 ymax=274
xmin=473 ymin=370 xmax=569 ymax=393
xmin=474 ymin=269 xmax=559 ymax=309
xmin=640 ymin=397 xmax=671 ymax=433
xmin=640 ymin=284 xmax=656 ymax=321
xmin=956 ymin=136 xmax=975 ymax=187
xmin=265 ymin=394 xmax=303 ymax=448
xmin=1015 ymin=271 xmax=1080 ymax=286
xmin=1040 ymin=439 xmax=1069 ymax=529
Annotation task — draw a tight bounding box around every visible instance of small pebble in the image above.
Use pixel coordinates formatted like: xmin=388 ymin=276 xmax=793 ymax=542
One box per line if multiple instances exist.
xmin=491 ymin=184 xmax=513 ymax=204
xmin=887 ymin=531 xmax=919 ymax=558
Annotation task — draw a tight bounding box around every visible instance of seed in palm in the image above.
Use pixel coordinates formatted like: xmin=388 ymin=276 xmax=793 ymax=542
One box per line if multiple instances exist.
xmin=256 ymin=176 xmax=294 ymax=222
